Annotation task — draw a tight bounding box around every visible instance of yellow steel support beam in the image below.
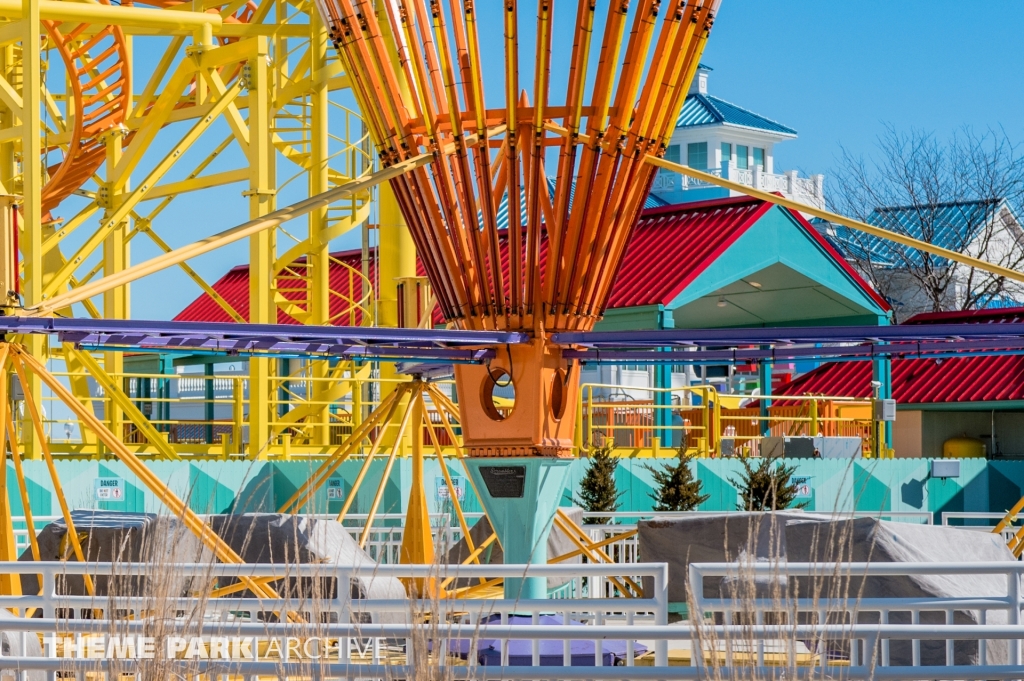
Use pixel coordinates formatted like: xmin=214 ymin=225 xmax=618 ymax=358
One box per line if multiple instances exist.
xmin=44 ymin=77 xmax=246 ymax=300
xmin=0 ymin=73 xmax=21 ymax=119
xmin=20 ymin=0 xmax=44 ymax=460
xmin=0 ymin=346 xmax=18 ymax=597
xmin=247 ymin=35 xmax=275 ymax=456
xmin=422 ymin=396 xmax=478 ymax=563
xmin=6 ymin=403 xmax=40 ymax=563
xmin=10 ymin=353 xmax=96 ymax=596
xmin=32 ymin=153 xmax=432 ymax=316
xmin=64 ymin=345 xmax=182 ymax=461
xmin=334 ymin=384 xmax=411 ymax=522
xmin=14 ymin=347 xmax=286 ymax=603
xmin=0 ymin=1 xmax=224 ymax=31
xmin=102 ymin=128 xmax=130 ymax=443
xmin=276 ymin=385 xmax=403 ymax=515
xmin=142 ymin=169 xmax=249 ymax=201
xmin=309 ymin=13 xmax=331 ymax=445
xmin=134 ymin=220 xmax=246 ymax=323
xmin=400 ymin=386 xmax=434 ymax=566
xmin=358 ymin=390 xmax=417 ymax=550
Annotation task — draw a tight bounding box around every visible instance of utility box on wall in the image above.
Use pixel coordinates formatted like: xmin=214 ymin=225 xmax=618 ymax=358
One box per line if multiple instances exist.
xmin=931 ymin=459 xmax=961 ymax=479
xmin=873 ymin=399 xmax=897 ymax=422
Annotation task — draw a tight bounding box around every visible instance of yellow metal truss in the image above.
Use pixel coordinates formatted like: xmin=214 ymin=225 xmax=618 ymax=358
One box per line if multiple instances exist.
xmin=0 ymin=0 xmax=391 ymax=462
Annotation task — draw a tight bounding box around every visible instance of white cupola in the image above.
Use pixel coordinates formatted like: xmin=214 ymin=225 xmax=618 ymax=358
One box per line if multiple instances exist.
xmin=688 ymin=64 xmax=711 ymax=95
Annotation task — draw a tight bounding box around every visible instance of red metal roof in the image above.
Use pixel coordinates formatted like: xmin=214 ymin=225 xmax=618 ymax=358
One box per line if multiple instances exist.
xmin=174 ymin=252 xmax=376 ymax=325
xmin=613 ymin=196 xmax=888 ymax=310
xmin=776 ymin=354 xmax=1024 ymax=404
xmin=777 ymin=305 xmax=1024 ymax=404
xmin=904 ymin=307 xmax=1024 ymax=325
xmin=174 ymin=196 xmax=885 ymax=324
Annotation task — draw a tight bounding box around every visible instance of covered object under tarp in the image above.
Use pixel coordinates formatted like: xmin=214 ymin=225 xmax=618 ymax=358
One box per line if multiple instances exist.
xmin=22 ymin=511 xmax=405 ymax=622
xmin=638 ymin=513 xmax=1016 ymax=665
xmin=19 ymin=510 xmax=209 ymax=598
xmin=208 ymin=513 xmax=406 ymax=620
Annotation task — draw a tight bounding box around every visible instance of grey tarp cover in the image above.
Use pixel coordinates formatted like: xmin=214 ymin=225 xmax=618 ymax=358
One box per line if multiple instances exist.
xmin=443 ymin=508 xmax=584 ymax=590
xmin=638 ymin=513 xmax=1016 ymax=665
xmin=23 ymin=512 xmax=404 ymax=622
xmin=208 ymin=513 xmax=406 ymax=622
xmin=19 ymin=510 xmax=209 ymax=597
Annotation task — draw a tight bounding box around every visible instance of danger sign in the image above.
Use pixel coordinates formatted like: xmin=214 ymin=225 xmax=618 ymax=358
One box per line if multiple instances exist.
xmin=94 ymin=477 xmax=124 ymax=501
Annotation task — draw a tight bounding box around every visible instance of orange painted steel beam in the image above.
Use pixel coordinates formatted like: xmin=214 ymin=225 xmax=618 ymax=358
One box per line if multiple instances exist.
xmin=314 ymin=0 xmax=719 ymax=332
xmin=315 ymin=0 xmax=720 ymax=456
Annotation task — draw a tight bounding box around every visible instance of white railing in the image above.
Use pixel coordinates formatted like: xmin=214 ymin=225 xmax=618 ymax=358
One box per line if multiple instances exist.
xmin=943 ymin=512 xmax=1011 ymax=527
xmin=759 ymin=171 xmax=789 ymax=193
xmin=690 ymin=560 xmax=1024 ymax=672
xmin=0 ymin=561 xmax=1023 ymax=679
xmin=653 ymin=165 xmax=826 ymax=210
xmin=652 ymin=167 xmax=722 ymax=192
xmin=0 ymin=560 xmax=669 ymax=676
xmin=942 ymin=511 xmax=1020 ymax=547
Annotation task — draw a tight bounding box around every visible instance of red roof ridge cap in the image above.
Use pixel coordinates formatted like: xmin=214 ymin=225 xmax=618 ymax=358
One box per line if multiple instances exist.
xmin=639 ymin=194 xmax=762 ymax=218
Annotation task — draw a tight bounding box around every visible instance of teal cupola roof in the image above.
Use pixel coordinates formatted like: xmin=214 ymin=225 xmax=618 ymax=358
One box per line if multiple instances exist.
xmin=677 ymin=64 xmax=797 ymax=137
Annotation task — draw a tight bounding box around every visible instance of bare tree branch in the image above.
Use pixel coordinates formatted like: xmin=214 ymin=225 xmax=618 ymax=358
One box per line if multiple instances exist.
xmin=828 ymin=126 xmax=1024 ymax=322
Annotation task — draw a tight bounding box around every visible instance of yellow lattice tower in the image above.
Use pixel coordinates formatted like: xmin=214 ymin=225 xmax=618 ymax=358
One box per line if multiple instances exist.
xmin=0 ymin=1 xmax=398 ymax=462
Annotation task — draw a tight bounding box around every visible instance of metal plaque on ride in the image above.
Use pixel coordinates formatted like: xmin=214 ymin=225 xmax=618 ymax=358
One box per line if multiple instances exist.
xmin=436 ymin=476 xmax=465 ymax=502
xmin=326 ymin=477 xmax=344 ymax=500
xmin=94 ymin=477 xmax=124 ymax=501
xmin=479 ymin=466 xmax=526 ymax=499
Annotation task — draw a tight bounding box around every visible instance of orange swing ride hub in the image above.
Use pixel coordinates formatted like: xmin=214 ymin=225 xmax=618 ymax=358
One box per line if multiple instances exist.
xmin=315 ymin=0 xmax=720 ymax=457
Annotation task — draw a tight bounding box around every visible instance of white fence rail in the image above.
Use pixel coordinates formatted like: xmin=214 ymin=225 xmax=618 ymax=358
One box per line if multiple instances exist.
xmin=690 ymin=560 xmax=1024 ymax=673
xmin=0 ymin=561 xmax=1020 ymax=679
xmin=941 ymin=512 xmax=1020 ymax=547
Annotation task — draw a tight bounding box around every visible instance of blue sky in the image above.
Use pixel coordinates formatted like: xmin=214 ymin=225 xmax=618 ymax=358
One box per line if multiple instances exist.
xmin=115 ymin=1 xmax=1024 ymax=321
xmin=700 ymin=1 xmax=1024 ymax=177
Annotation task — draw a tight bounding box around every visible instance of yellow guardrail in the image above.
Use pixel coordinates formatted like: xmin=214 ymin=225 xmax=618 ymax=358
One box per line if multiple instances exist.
xmin=34 ymin=358 xmax=881 ymax=460
xmin=576 ymin=384 xmax=878 ymax=458
xmin=37 ymin=365 xmax=458 ymax=458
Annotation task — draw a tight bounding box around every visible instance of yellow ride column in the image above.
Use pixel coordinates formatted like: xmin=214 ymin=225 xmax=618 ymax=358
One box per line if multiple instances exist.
xmin=19 ymin=0 xmax=43 ymax=460
xmin=247 ymin=36 xmax=276 ymax=457
xmin=377 ymin=184 xmax=415 ymax=454
xmin=308 ymin=15 xmax=331 ymax=447
xmin=101 ymin=127 xmax=130 ymax=446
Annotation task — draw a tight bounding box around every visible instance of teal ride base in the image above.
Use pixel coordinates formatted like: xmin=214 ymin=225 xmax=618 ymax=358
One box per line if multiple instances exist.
xmin=464 ymin=457 xmax=573 ymax=600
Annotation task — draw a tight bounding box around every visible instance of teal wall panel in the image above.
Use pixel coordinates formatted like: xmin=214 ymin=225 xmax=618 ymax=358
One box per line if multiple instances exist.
xmin=4 ymin=459 xmax=1018 ymax=526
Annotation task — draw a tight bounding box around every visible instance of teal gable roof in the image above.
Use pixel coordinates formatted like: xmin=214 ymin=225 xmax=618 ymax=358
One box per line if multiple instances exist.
xmin=677 ymin=93 xmax=797 ymax=136
xmin=667 ymin=206 xmax=889 ymax=327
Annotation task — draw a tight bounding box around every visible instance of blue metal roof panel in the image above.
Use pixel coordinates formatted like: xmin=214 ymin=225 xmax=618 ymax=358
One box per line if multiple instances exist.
xmin=675 ymin=94 xmax=797 ymax=136
xmin=829 ymin=199 xmax=1003 ymax=269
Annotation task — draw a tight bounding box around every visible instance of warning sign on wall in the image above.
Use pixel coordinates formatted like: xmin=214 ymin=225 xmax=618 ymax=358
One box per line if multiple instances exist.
xmin=326 ymin=477 xmax=345 ymax=500
xmin=94 ymin=477 xmax=124 ymax=501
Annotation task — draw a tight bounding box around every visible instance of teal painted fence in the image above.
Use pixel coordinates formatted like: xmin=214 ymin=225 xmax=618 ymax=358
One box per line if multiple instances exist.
xmin=9 ymin=458 xmax=1024 ymax=523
